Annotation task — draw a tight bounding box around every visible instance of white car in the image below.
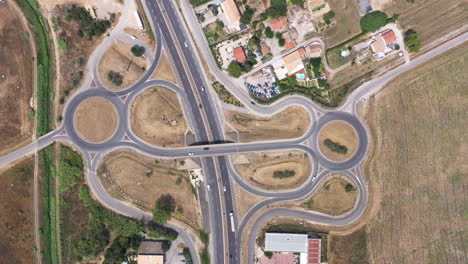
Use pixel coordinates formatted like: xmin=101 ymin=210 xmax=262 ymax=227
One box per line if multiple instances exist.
xmin=223 ymin=186 xmax=227 ymax=192
xmin=130 ymin=35 xmax=137 ymax=40
xmin=207 ymin=184 xmax=211 ymax=191
xmin=188 ymin=152 xmax=194 ymax=156
xmin=184 ymin=41 xmax=188 ymax=48
xmin=200 ymin=85 xmax=205 ymax=91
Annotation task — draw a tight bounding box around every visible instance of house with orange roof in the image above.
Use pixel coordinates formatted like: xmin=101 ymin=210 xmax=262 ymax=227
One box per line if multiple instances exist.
xmin=269 ymin=16 xmax=289 ymax=31
xmin=282 ymin=32 xmax=296 ymax=50
xmin=233 ymin=47 xmax=246 ymax=63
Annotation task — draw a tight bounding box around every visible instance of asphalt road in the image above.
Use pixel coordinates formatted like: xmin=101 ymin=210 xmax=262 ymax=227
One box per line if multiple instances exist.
xmin=0 ymin=1 xmax=466 ymax=263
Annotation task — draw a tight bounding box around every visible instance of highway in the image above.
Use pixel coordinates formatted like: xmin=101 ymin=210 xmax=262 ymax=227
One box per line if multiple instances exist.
xmin=0 ymin=0 xmax=467 ymax=263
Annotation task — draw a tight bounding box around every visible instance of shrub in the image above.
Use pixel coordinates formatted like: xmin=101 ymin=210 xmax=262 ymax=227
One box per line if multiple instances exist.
xmin=240 ymin=5 xmax=255 ymax=25
xmin=147 ymin=223 xmax=178 ymax=241
xmin=291 ymin=0 xmax=305 ymax=8
xmin=67 ymin=6 xmax=111 ymax=39
xmin=58 ymin=39 xmax=67 ymax=51
xmin=175 ymin=177 xmax=183 ymax=186
xmin=227 ymin=61 xmax=242 ymax=78
xmin=199 ymin=229 xmax=209 ymax=244
xmin=261 ymin=0 xmax=287 ymax=19
xmin=404 ymin=29 xmax=421 ymax=52
xmin=273 ymin=170 xmax=296 ymax=179
xmin=131 ymin=45 xmax=145 ymax=57
xmin=278 ymin=38 xmax=285 ymax=47
xmin=265 ymin=26 xmax=274 ymax=38
xmin=345 ymin=183 xmax=355 ymax=192
xmin=264 ymin=251 xmax=273 ymax=258
xmin=107 ymin=71 xmax=123 ymax=86
xmin=183 ymin=248 xmax=193 ymax=263
xmin=152 ymin=194 xmax=175 ymax=224
xmin=77 ymin=57 xmax=86 ymax=66
xmin=360 ymin=11 xmax=388 ymax=32
xmin=324 ymin=139 xmax=348 ymax=154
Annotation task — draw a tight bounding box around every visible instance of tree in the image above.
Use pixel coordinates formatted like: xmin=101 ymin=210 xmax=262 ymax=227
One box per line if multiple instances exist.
xmin=199 ymin=229 xmax=209 ymax=244
xmin=264 ymin=251 xmax=273 ymax=259
xmin=240 ymin=5 xmax=255 ymax=25
xmin=261 ymin=0 xmax=287 ymax=19
xmin=278 ymin=37 xmax=285 ymax=47
xmin=131 ymin=45 xmax=145 ymax=57
xmin=291 ymin=0 xmax=305 ymax=8
xmin=152 ymin=194 xmax=176 ymax=224
xmin=287 ymin=75 xmax=298 ymax=87
xmin=345 ymin=183 xmax=355 ymax=192
xmin=322 ymin=11 xmax=335 ymax=25
xmin=227 ymin=61 xmax=242 ymax=78
xmin=265 ymin=26 xmax=274 ymax=38
xmin=107 ymin=71 xmax=123 ymax=86
xmin=161 ymin=241 xmax=171 ymax=252
xmin=404 ymin=29 xmax=421 ymax=52
xmin=360 ymin=11 xmax=389 ymax=32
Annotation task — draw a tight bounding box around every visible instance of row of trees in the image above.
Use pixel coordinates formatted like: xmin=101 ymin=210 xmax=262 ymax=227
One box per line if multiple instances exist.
xmin=66 ymin=6 xmax=111 ymax=40
xmin=324 ymin=139 xmax=348 ymax=154
xmin=273 ymin=170 xmax=296 ymax=179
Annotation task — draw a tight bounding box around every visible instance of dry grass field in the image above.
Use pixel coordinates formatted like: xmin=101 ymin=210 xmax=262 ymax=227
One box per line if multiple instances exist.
xmin=322 ymin=0 xmax=362 ymax=48
xmin=382 ymin=0 xmax=467 ymax=47
xmin=98 ymin=149 xmax=201 ymax=228
xmin=225 ymin=106 xmax=310 ymax=142
xmin=152 ymin=51 xmax=177 ymax=83
xmin=231 ymin=151 xmax=311 ymax=190
xmin=318 ymin=121 xmax=358 ymax=162
xmin=0 ymin=158 xmax=35 ymax=264
xmin=274 ymin=174 xmax=357 ymax=216
xmin=130 ymin=87 xmax=188 ymax=147
xmin=233 ymin=184 xmax=266 ymax=220
xmin=329 ymin=227 xmax=368 ymax=264
xmin=99 ymin=40 xmax=149 ymax=90
xmin=0 ymin=2 xmax=34 ymax=155
xmin=74 ymin=98 xmax=118 ymax=143
xmin=364 ymin=43 xmax=468 ymax=263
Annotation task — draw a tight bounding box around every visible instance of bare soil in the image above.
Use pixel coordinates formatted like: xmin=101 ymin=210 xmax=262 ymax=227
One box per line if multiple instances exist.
xmin=0 ymin=157 xmax=35 ymax=264
xmin=74 ymin=98 xmax=118 ymax=143
xmin=0 ymin=2 xmax=34 ymax=155
xmin=98 ymin=149 xmax=201 ymax=229
xmin=152 ymin=50 xmax=177 ymax=83
xmin=382 ymin=0 xmax=467 ymax=47
xmin=130 ymin=87 xmax=188 ymax=147
xmin=329 ymin=226 xmax=368 ymax=264
xmin=124 ymin=27 xmax=156 ymax=52
xmin=224 ymin=106 xmax=310 ymax=142
xmin=231 ymin=151 xmax=312 ymax=191
xmin=99 ymin=40 xmax=149 ymax=90
xmin=318 ymin=121 xmax=358 ymax=162
xmin=40 ymin=0 xmax=123 ymax=19
xmin=233 ymin=184 xmax=266 ymax=221
xmin=364 ymin=43 xmax=468 ymax=263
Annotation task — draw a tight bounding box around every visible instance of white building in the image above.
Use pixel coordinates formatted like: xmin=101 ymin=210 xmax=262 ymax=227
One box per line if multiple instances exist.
xmin=265 ymin=233 xmax=309 ymax=264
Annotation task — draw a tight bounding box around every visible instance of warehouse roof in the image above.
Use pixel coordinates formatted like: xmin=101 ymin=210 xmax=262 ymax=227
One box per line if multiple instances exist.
xmin=265 ymin=233 xmax=308 ymax=253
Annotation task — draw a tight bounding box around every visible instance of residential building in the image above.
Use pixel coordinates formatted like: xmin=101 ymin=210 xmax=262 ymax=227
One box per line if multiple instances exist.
xmin=269 ymin=16 xmax=289 ymax=31
xmin=283 ymin=50 xmax=305 ymax=77
xmin=370 ymin=36 xmax=387 ymax=55
xmin=221 ymin=0 xmax=241 ymax=31
xmin=382 ymin=29 xmax=396 ymax=45
xmin=137 ymin=241 xmax=165 ymax=264
xmin=282 ymin=31 xmax=296 ymax=50
xmin=233 ymin=47 xmax=247 ymax=63
xmin=371 ymin=29 xmax=397 ymax=58
xmin=261 ymin=43 xmax=271 ymax=55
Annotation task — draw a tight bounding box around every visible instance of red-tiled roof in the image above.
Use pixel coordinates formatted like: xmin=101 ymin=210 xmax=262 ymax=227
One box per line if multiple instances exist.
xmin=262 ymin=44 xmax=271 ymax=55
xmin=297 ymin=47 xmax=306 ymax=59
xmin=233 ymin=47 xmax=246 ymax=63
xmin=308 ymin=239 xmax=321 ymax=264
xmin=269 ymin=16 xmax=288 ymax=30
xmin=282 ymin=32 xmax=296 ymax=50
xmin=382 ymin=30 xmax=396 ymax=45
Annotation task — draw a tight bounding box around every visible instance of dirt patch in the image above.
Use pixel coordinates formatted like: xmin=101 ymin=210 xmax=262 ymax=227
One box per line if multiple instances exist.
xmin=0 ymin=157 xmax=35 ymax=264
xmin=232 ymin=151 xmax=311 ymax=191
xmin=99 ymin=40 xmax=149 ymax=90
xmin=276 ymin=175 xmax=358 ymax=216
xmin=98 ymin=149 xmax=201 ymax=229
xmin=365 ymin=44 xmax=468 ymax=263
xmin=0 ymin=2 xmax=34 ymax=155
xmin=318 ymin=121 xmax=358 ymax=162
xmin=130 ymin=87 xmax=188 ymax=147
xmin=233 ymin=184 xmax=266 ymax=221
xmin=329 ymin=226 xmax=368 ymax=264
xmin=225 ymin=106 xmax=310 ymax=142
xmin=74 ymin=98 xmax=118 ymax=143
xmin=322 ymin=0 xmax=362 ymax=48
xmin=152 ymin=50 xmax=177 ymax=83
xmin=382 ymin=0 xmax=467 ymax=47
xmin=40 ymin=0 xmax=123 ymax=18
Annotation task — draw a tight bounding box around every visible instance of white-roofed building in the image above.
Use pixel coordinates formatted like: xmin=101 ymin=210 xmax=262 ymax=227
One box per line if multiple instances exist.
xmin=265 ymin=233 xmax=308 ymax=252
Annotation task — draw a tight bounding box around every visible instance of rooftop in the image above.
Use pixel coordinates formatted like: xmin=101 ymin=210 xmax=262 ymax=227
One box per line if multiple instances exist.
xmin=137 ymin=255 xmax=164 ymax=264
xmin=308 ymin=238 xmax=322 ymax=264
xmin=269 ymin=16 xmax=289 ymax=30
xmin=382 ymin=29 xmax=396 ymax=45
xmin=283 ymin=50 xmax=305 ymax=76
xmin=233 ymin=47 xmax=247 ymax=63
xmin=221 ymin=0 xmax=240 ymax=25
xmin=282 ymin=32 xmax=296 ymax=50
xmin=265 ymin=233 xmax=308 ymax=253
xmin=138 ymin=241 xmax=165 ymax=255
xmin=371 ymin=36 xmax=387 ymax=54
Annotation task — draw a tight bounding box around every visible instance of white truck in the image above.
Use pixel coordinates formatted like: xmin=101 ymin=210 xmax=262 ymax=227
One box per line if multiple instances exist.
xmin=229 ymin=211 xmax=235 ymax=232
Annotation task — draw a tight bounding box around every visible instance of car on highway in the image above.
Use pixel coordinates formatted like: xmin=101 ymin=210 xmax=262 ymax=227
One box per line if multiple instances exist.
xmin=188 ymin=152 xmax=194 ymax=156
xmin=200 ymin=85 xmax=205 ymax=91
xmin=207 ymin=184 xmax=211 ymax=191
xmin=184 ymin=41 xmax=188 ymax=48
xmin=203 ymin=147 xmax=209 ymax=150
xmin=223 ymin=185 xmax=227 ymax=192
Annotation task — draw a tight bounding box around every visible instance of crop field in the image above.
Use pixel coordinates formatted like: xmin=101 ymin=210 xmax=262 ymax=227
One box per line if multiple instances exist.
xmin=382 ymin=0 xmax=467 ymax=47
xmin=224 ymin=106 xmax=310 ymax=142
xmin=0 ymin=2 xmax=34 ymax=155
xmin=0 ymin=158 xmax=35 ymax=264
xmin=364 ymin=43 xmax=468 ymax=263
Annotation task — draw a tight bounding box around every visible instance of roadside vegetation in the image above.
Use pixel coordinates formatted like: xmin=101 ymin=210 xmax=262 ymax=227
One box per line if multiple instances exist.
xmin=152 ymin=194 xmax=176 ymax=224
xmin=212 ymin=81 xmax=244 ymax=107
xmin=404 ymin=29 xmax=421 ymax=52
xmin=65 ymin=6 xmax=111 ymax=40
